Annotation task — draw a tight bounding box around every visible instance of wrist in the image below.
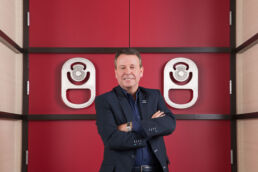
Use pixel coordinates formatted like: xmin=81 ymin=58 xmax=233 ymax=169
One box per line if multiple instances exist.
xmin=126 ymin=122 xmax=132 ymax=132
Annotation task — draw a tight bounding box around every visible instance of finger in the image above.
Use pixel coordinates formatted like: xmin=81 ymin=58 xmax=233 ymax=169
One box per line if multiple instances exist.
xmin=153 ymin=113 xmax=162 ymax=118
xmin=151 ymin=111 xmax=160 ymax=118
xmin=152 ymin=111 xmax=164 ymax=118
xmin=157 ymin=111 xmax=164 ymax=115
xmin=152 ymin=112 xmax=164 ymax=118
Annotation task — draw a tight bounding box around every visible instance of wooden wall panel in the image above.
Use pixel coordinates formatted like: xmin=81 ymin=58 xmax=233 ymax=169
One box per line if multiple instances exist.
xmin=0 ymin=119 xmax=22 ymax=172
xmin=237 ymin=119 xmax=258 ymax=172
xmin=236 ymin=1 xmax=258 ymax=171
xmin=0 ymin=42 xmax=23 ymax=114
xmin=0 ymin=0 xmax=23 ymax=46
xmin=236 ymin=0 xmax=258 ymax=46
xmin=236 ymin=44 xmax=258 ymax=114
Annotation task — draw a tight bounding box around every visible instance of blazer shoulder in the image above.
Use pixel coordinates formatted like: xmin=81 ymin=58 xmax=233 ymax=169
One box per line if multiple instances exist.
xmin=95 ymin=89 xmax=118 ymax=103
xmin=96 ymin=91 xmax=112 ymax=102
xmin=139 ymin=87 xmax=161 ymax=96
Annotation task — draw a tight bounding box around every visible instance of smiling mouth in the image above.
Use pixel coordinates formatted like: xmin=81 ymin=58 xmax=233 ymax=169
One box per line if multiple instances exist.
xmin=123 ymin=78 xmax=134 ymax=80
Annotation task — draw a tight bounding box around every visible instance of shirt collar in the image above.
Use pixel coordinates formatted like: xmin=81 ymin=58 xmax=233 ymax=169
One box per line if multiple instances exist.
xmin=119 ymin=86 xmax=140 ymax=99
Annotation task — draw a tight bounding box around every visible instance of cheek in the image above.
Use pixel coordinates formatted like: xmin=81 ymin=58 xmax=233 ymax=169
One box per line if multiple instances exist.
xmin=115 ymin=72 xmax=118 ymax=80
xmin=115 ymin=70 xmax=120 ymax=76
xmin=136 ymin=71 xmax=143 ymax=78
xmin=115 ymin=71 xmax=123 ymax=80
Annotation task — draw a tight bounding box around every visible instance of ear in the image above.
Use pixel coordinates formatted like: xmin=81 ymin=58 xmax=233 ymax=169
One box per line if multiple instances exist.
xmin=140 ymin=67 xmax=144 ymax=77
xmin=115 ymin=69 xmax=118 ymax=79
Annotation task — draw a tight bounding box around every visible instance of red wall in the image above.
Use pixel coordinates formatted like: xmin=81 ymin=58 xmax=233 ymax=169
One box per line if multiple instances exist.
xmin=28 ymin=121 xmax=231 ymax=172
xmin=29 ymin=53 xmax=230 ymax=115
xmin=130 ymin=0 xmax=230 ymax=47
xmin=28 ymin=0 xmax=231 ymax=172
xmin=29 ymin=0 xmax=129 ymax=47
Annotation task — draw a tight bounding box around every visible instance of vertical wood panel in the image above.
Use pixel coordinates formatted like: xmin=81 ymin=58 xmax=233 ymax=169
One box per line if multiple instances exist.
xmin=236 ymin=0 xmax=258 ymax=46
xmin=236 ymin=1 xmax=258 ymax=172
xmin=0 ymin=0 xmax=23 ymax=46
xmin=0 ymin=42 xmax=23 ymax=114
xmin=0 ymin=120 xmax=22 ymax=172
xmin=237 ymin=119 xmax=258 ymax=172
xmin=236 ymin=44 xmax=258 ymax=114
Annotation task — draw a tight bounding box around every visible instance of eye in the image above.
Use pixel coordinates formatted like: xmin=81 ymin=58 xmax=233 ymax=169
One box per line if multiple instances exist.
xmin=120 ymin=66 xmax=126 ymax=70
xmin=130 ymin=66 xmax=135 ymax=69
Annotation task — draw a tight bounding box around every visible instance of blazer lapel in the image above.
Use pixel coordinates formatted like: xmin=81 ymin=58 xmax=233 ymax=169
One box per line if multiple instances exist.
xmin=114 ymin=87 xmax=133 ymax=122
xmin=138 ymin=88 xmax=149 ymax=120
xmin=119 ymin=97 xmax=134 ymax=122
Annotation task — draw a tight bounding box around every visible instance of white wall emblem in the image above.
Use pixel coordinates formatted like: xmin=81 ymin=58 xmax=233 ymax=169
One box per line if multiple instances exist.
xmin=61 ymin=57 xmax=96 ymax=109
xmin=164 ymin=57 xmax=198 ymax=109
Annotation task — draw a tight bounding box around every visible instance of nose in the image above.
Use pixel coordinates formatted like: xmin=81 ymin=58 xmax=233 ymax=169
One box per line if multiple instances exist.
xmin=124 ymin=67 xmax=131 ymax=74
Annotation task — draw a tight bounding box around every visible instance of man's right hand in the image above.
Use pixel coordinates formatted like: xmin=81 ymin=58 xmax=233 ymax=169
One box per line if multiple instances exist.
xmin=151 ymin=110 xmax=165 ymax=119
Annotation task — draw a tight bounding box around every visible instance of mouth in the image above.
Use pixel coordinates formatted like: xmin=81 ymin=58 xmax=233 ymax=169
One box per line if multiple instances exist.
xmin=122 ymin=74 xmax=135 ymax=80
xmin=123 ymin=78 xmax=135 ymax=81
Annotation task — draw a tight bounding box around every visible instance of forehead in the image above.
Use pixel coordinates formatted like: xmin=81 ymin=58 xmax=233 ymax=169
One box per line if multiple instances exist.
xmin=116 ymin=54 xmax=140 ymax=65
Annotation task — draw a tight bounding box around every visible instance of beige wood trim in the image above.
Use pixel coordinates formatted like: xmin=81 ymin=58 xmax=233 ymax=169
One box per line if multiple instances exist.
xmin=236 ymin=0 xmax=258 ymax=46
xmin=0 ymin=0 xmax=23 ymax=47
xmin=0 ymin=43 xmax=23 ymax=114
xmin=237 ymin=119 xmax=258 ymax=172
xmin=0 ymin=119 xmax=22 ymax=172
xmin=237 ymin=44 xmax=258 ymax=114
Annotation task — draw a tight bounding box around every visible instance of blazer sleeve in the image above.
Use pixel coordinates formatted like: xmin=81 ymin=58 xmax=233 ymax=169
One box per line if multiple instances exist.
xmin=95 ymin=95 xmax=147 ymax=151
xmin=139 ymin=90 xmax=176 ymax=139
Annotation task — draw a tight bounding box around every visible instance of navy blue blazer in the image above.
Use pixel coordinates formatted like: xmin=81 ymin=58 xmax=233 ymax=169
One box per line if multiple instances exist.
xmin=95 ymin=86 xmax=176 ymax=172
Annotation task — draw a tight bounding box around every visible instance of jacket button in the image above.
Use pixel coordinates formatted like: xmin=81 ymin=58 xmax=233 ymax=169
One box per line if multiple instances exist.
xmin=154 ymin=149 xmax=158 ymax=153
xmin=131 ymin=155 xmax=135 ymax=159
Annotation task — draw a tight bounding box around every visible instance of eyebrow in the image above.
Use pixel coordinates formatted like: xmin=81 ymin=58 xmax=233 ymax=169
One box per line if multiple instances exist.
xmin=119 ymin=64 xmax=136 ymax=66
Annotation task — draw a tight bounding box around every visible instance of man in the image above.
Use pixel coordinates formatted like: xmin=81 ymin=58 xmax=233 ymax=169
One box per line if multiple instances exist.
xmin=95 ymin=48 xmax=176 ymax=172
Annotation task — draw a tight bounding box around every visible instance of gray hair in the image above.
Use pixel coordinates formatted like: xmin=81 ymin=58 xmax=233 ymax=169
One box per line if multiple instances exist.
xmin=114 ymin=48 xmax=142 ymax=69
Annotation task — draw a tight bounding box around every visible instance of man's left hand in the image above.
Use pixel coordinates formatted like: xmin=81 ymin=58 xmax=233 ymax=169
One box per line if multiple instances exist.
xmin=117 ymin=123 xmax=129 ymax=132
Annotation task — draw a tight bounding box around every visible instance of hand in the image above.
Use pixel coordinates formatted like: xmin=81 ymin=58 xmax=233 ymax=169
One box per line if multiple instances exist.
xmin=117 ymin=123 xmax=129 ymax=132
xmin=151 ymin=110 xmax=165 ymax=119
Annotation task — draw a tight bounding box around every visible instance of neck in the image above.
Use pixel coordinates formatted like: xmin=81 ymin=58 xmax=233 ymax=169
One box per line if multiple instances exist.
xmin=121 ymin=85 xmax=138 ymax=98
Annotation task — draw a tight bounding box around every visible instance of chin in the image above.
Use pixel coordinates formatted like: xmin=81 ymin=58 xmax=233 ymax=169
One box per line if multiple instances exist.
xmin=121 ymin=84 xmax=133 ymax=90
xmin=122 ymin=82 xmax=134 ymax=87
xmin=123 ymin=85 xmax=133 ymax=89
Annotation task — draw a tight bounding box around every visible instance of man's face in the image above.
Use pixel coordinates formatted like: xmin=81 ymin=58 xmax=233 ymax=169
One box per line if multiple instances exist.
xmin=115 ymin=54 xmax=143 ymax=92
